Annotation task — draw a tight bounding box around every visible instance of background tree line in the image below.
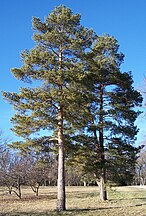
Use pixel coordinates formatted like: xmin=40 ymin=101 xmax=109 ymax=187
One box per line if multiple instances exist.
xmin=1 ymin=5 xmax=143 ymax=211
xmin=0 ymin=132 xmax=145 ymax=198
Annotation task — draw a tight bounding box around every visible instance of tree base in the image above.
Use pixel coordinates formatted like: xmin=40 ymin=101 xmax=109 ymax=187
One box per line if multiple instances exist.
xmin=56 ymin=199 xmax=66 ymax=212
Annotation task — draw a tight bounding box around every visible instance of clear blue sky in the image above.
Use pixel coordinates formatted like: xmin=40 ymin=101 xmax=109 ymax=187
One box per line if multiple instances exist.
xmin=0 ymin=0 xmax=146 ymax=145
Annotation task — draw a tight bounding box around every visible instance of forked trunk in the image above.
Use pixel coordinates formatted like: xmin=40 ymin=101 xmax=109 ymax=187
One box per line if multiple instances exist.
xmin=57 ymin=106 xmax=66 ymax=211
xmin=30 ymin=183 xmax=40 ymax=196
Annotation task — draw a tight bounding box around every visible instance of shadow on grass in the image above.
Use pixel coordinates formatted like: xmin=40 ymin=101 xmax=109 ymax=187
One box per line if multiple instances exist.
xmin=110 ymin=197 xmax=146 ymax=201
xmin=0 ymin=194 xmax=57 ymax=202
xmin=0 ymin=213 xmax=50 ymax=216
xmin=67 ymin=191 xmax=98 ymax=199
xmin=2 ymin=203 xmax=146 ymax=216
xmin=67 ymin=202 xmax=146 ymax=211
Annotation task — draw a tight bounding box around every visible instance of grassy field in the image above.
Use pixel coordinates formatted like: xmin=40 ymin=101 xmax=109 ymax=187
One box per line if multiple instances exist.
xmin=0 ymin=186 xmax=146 ymax=216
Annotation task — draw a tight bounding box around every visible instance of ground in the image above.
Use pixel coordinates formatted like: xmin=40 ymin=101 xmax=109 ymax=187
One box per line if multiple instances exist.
xmin=0 ymin=186 xmax=146 ymax=216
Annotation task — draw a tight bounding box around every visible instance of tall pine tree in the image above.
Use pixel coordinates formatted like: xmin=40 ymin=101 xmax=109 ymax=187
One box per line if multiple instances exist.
xmin=2 ymin=6 xmax=95 ymax=211
xmin=81 ymin=35 xmax=142 ymax=200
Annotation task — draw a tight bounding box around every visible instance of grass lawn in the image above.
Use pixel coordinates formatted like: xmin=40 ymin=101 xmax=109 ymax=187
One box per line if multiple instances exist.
xmin=0 ymin=186 xmax=146 ymax=216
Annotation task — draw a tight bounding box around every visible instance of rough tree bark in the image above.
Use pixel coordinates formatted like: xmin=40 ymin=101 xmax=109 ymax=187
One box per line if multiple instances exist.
xmin=57 ymin=48 xmax=66 ymax=211
xmin=57 ymin=105 xmax=66 ymax=211
xmin=98 ymin=84 xmax=107 ymax=201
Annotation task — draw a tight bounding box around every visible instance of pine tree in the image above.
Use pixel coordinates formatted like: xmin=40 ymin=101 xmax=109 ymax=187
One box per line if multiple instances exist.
xmin=82 ymin=35 xmax=142 ymax=200
xmin=2 ymin=5 xmax=95 ymax=211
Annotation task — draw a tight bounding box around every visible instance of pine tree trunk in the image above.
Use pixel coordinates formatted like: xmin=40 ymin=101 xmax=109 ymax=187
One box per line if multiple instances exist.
xmin=97 ymin=176 xmax=107 ymax=201
xmin=57 ymin=106 xmax=66 ymax=211
xmin=98 ymin=84 xmax=107 ymax=201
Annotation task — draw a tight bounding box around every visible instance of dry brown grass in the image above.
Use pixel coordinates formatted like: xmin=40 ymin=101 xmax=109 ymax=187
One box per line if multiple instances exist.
xmin=0 ymin=186 xmax=146 ymax=216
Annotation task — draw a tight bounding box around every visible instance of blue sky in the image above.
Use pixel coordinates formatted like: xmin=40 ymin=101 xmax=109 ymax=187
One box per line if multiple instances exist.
xmin=0 ymin=0 xmax=146 ymax=145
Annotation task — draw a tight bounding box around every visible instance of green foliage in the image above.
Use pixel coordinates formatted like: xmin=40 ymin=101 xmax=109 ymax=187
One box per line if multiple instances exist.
xmin=2 ymin=5 xmax=95 ymax=144
xmin=2 ymin=5 xmax=143 ymax=194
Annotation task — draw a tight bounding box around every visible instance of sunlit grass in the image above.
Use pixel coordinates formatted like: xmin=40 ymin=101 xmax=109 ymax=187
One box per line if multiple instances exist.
xmin=0 ymin=186 xmax=146 ymax=215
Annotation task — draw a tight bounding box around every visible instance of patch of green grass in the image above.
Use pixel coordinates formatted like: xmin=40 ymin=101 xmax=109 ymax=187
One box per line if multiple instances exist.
xmin=0 ymin=186 xmax=146 ymax=216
